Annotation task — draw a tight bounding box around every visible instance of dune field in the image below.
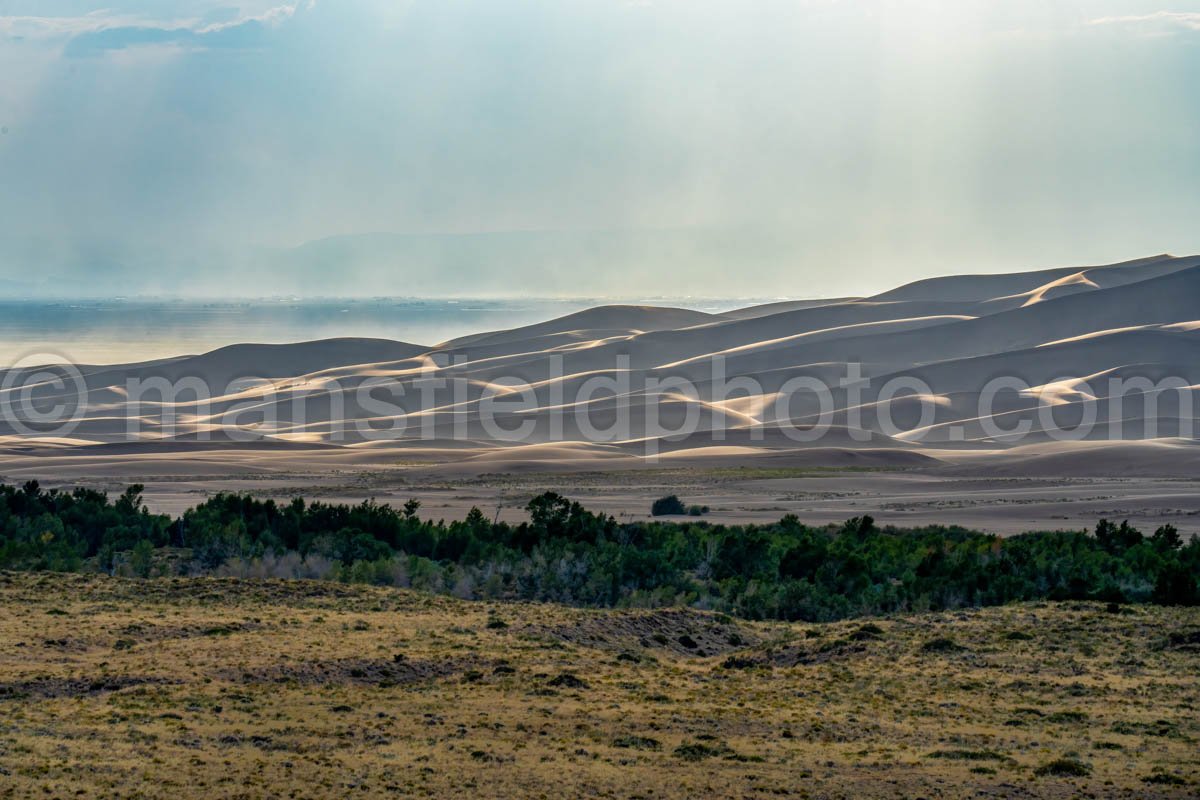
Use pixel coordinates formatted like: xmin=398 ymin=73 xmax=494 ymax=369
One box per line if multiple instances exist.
xmin=2 ymin=254 xmax=1199 ymax=533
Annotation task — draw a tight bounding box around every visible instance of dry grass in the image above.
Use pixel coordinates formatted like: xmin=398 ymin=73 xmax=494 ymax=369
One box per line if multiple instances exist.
xmin=0 ymin=572 xmax=1197 ymax=798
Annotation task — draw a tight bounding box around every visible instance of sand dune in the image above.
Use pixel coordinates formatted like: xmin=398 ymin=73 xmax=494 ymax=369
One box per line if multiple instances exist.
xmin=438 ymin=305 xmax=722 ymax=349
xmin=2 ymin=254 xmax=1197 ymax=481
xmin=948 ymin=439 xmax=1200 ymax=477
xmin=719 ymin=297 xmax=864 ymax=320
xmin=873 ymin=253 xmax=1199 ymax=304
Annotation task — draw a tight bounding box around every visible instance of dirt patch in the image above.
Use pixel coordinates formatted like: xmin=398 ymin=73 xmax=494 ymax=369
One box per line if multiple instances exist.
xmin=717 ymin=631 xmax=883 ymax=670
xmin=0 ymin=675 xmax=176 ymax=700
xmin=39 ymin=637 xmax=89 ymax=652
xmin=536 ymin=608 xmax=761 ymax=657
xmin=222 ymin=654 xmax=480 ymax=687
xmin=115 ymin=620 xmax=268 ymax=643
xmin=1163 ymin=628 xmax=1200 ymax=653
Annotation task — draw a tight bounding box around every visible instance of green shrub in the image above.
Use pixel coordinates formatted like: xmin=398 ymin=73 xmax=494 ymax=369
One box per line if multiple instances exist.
xmin=1143 ymin=772 xmax=1188 ymax=786
xmin=673 ymin=741 xmax=731 ymax=761
xmin=651 ymin=495 xmax=686 ymax=516
xmin=130 ymin=539 xmax=155 ymax=579
xmin=1035 ymin=757 xmax=1090 ymax=777
xmin=613 ymin=735 xmax=661 ymax=751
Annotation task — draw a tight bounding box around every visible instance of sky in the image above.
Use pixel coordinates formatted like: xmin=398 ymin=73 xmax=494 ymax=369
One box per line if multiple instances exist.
xmin=1 ymin=0 xmax=1199 ymax=298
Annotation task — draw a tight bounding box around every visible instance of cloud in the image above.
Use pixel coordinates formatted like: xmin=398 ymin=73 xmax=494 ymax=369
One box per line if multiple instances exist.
xmin=0 ymin=11 xmax=141 ymax=39
xmin=0 ymin=2 xmax=313 ymax=55
xmin=1088 ymin=11 xmax=1200 ymax=33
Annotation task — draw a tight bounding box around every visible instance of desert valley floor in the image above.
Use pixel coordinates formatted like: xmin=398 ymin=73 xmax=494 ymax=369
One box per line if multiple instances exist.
xmin=1 ymin=449 xmax=1199 ymax=536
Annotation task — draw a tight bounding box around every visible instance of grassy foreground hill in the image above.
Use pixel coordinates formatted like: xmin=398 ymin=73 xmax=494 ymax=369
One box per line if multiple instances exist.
xmin=1 ymin=573 xmax=1197 ymax=798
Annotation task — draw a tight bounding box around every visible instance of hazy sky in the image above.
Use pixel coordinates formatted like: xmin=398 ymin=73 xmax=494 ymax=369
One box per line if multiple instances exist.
xmin=1 ymin=0 xmax=1199 ymax=297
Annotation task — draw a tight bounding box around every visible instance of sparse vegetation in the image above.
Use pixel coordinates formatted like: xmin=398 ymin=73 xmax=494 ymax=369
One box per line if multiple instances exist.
xmin=927 ymin=749 xmax=1012 ymax=763
xmin=0 ymin=573 xmax=1194 ymax=798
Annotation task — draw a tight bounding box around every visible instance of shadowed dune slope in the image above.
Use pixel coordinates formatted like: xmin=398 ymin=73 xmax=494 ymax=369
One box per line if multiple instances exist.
xmin=439 ymin=305 xmax=723 ymax=349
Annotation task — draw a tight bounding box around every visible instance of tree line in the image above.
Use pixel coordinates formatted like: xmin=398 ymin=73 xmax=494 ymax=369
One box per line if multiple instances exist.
xmin=1 ymin=481 xmax=1196 ymax=621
